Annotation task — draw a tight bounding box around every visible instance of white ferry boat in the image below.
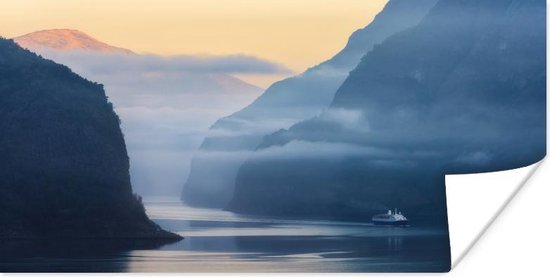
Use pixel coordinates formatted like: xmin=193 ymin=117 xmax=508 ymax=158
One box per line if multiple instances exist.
xmin=371 ymin=208 xmax=409 ymax=225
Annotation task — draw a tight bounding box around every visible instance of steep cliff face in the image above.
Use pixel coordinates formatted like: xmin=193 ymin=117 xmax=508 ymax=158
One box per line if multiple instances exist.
xmin=227 ymin=0 xmax=546 ymax=222
xmin=0 ymin=38 xmax=180 ymax=239
xmin=182 ymin=0 xmax=438 ymax=208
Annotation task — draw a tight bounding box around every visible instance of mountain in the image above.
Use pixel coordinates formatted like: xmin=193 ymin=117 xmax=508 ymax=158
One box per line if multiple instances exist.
xmin=227 ymin=0 xmax=546 ymax=223
xmin=13 ymin=29 xmax=134 ymax=54
xmin=0 ymin=37 xmax=181 ymax=239
xmin=182 ymin=0 xmax=439 ymax=208
xmin=13 ymin=29 xmax=263 ymax=197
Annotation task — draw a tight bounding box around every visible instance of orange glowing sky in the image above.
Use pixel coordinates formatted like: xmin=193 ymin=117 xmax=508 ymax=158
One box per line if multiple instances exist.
xmin=0 ymin=0 xmax=388 ymax=87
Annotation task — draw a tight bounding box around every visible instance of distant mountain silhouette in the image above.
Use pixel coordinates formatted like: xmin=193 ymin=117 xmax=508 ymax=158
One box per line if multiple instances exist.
xmin=14 ymin=29 xmax=134 ymax=54
xmin=227 ymin=0 xmax=546 ymax=222
xmin=0 ymin=37 xmax=180 ymax=240
xmin=182 ymin=0 xmax=439 ymax=208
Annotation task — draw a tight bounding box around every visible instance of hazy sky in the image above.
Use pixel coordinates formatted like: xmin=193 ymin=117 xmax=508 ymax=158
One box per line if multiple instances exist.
xmin=0 ymin=0 xmax=387 ymax=87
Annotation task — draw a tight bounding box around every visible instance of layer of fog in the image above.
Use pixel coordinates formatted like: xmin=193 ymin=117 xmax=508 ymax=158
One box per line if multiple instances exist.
xmin=30 ymin=49 xmax=294 ymax=196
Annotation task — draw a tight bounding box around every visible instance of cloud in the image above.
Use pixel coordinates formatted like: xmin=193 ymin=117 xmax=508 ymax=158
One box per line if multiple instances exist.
xmin=207 ymin=115 xmax=300 ymax=137
xmin=203 ymin=108 xmax=366 ymax=139
xmin=255 ymin=140 xmax=388 ymax=160
xmin=36 ymin=50 xmax=293 ymax=75
xmin=318 ymin=108 xmax=367 ymax=130
xmin=25 ymin=49 xmax=280 ymax=197
xmin=196 ymin=140 xmax=442 ymax=164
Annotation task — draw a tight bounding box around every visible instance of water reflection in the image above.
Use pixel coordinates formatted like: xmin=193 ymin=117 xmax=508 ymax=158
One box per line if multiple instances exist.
xmin=0 ymin=198 xmax=450 ymax=272
xmin=128 ymin=197 xmax=449 ymax=272
xmin=387 ymin=235 xmax=403 ymax=251
xmin=0 ymin=239 xmax=171 ymax=272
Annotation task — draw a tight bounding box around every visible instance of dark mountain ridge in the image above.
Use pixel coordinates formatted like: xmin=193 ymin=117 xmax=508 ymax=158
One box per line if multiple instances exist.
xmin=182 ymin=0 xmax=439 ymax=208
xmin=0 ymin=37 xmax=180 ymax=239
xmin=227 ymin=0 xmax=546 ymax=222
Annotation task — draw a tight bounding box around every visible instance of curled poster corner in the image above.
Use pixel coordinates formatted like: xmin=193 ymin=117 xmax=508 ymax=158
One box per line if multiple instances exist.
xmin=446 ymin=160 xmax=544 ymax=269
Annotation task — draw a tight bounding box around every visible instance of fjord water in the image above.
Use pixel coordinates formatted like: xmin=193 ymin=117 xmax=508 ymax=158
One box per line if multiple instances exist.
xmin=0 ymin=198 xmax=449 ymax=272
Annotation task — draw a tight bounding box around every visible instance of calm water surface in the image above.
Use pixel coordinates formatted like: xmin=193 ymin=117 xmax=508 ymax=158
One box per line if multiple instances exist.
xmin=0 ymin=197 xmax=450 ymax=272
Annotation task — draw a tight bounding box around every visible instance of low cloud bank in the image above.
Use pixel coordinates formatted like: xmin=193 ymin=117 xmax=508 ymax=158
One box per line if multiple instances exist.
xmin=36 ymin=50 xmax=292 ymax=75
xmin=27 ymin=49 xmax=282 ymax=196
